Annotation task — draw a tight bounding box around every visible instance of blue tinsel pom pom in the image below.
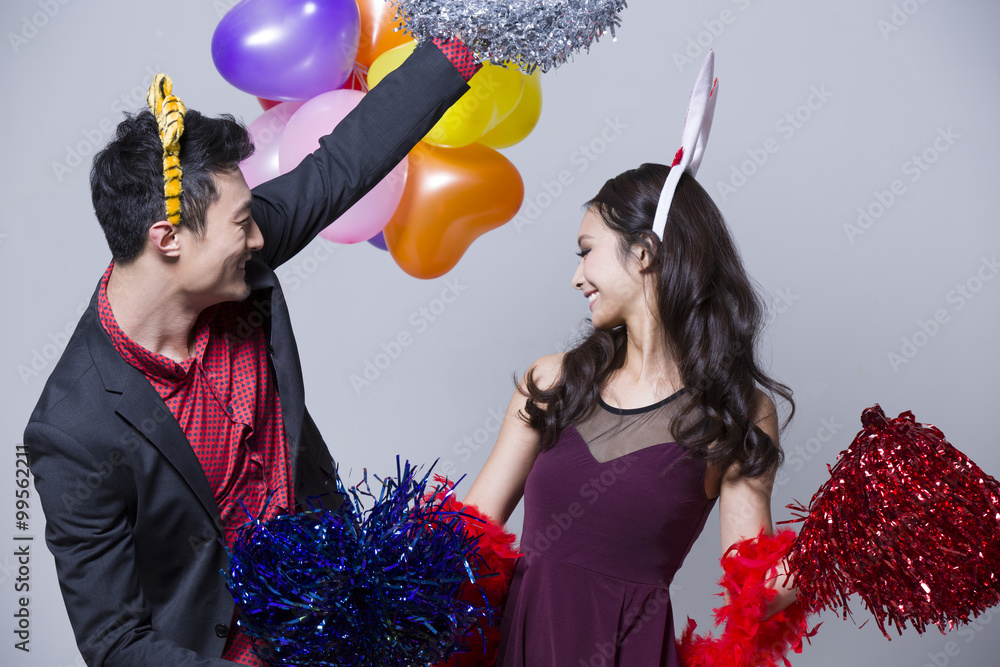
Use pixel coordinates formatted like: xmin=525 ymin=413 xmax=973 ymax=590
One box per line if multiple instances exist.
xmin=225 ymin=460 xmax=491 ymax=666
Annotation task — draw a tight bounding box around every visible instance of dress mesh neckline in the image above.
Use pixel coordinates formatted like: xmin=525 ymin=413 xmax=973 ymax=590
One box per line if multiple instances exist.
xmin=598 ymin=387 xmax=687 ymax=416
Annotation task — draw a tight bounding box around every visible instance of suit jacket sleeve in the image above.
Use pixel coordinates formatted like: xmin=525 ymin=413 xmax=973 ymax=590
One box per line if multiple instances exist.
xmin=27 ymin=421 xmax=234 ymax=667
xmin=250 ymin=39 xmax=470 ymax=269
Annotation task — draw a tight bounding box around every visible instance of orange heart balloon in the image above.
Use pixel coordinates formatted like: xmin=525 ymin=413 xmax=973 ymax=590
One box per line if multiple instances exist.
xmin=384 ymin=142 xmax=524 ymax=279
xmin=355 ymin=0 xmax=413 ymax=69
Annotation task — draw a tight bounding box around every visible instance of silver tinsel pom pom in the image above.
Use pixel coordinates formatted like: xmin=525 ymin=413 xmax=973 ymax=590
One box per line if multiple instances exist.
xmin=391 ymin=0 xmax=628 ymax=73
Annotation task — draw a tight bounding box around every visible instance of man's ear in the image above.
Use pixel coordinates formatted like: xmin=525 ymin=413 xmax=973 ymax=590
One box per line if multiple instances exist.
xmin=148 ymin=221 xmax=180 ymax=257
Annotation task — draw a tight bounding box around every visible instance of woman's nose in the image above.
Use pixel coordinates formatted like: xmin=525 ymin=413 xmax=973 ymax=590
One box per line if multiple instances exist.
xmin=571 ymin=261 xmax=584 ymax=290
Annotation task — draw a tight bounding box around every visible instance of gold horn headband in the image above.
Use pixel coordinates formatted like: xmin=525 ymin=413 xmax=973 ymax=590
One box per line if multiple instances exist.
xmin=146 ymin=74 xmax=186 ymax=226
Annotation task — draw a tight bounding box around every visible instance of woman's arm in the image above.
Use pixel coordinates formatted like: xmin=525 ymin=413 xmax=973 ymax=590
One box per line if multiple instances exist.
xmin=717 ymin=391 xmax=798 ymax=617
xmin=463 ymin=354 xmax=563 ymax=524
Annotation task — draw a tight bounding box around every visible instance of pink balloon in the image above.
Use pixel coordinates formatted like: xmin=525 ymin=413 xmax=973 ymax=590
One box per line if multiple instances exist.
xmin=240 ymin=101 xmax=303 ymax=189
xmin=280 ymin=90 xmax=407 ymax=244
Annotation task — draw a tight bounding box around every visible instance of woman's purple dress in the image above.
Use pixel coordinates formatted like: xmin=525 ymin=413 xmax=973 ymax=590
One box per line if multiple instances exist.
xmin=498 ymin=391 xmax=715 ymax=666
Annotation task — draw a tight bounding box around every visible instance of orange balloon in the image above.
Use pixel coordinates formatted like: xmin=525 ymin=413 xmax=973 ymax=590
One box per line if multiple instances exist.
xmin=384 ymin=142 xmax=524 ymax=279
xmin=355 ymin=0 xmax=414 ymax=69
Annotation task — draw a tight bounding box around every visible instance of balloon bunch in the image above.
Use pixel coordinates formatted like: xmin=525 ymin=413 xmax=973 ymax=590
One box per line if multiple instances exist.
xmin=213 ymin=0 xmax=540 ymax=278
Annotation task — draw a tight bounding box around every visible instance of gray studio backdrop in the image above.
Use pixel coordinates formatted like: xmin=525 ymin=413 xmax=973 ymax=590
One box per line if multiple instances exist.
xmin=2 ymin=0 xmax=999 ymax=665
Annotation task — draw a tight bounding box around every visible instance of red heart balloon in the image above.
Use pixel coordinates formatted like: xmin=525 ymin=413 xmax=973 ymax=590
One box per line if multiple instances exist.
xmin=257 ymin=97 xmax=282 ymax=111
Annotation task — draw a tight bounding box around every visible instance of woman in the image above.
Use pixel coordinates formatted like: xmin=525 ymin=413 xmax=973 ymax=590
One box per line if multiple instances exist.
xmin=464 ymin=163 xmax=799 ymax=666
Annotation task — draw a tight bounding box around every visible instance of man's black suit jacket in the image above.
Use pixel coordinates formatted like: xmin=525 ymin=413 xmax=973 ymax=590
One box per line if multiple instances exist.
xmin=26 ymin=41 xmax=468 ymax=666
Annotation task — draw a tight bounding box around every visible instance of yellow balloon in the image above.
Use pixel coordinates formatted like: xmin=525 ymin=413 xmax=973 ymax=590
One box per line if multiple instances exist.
xmin=369 ymin=43 xmax=495 ymax=148
xmin=366 ymin=41 xmax=417 ymax=87
xmin=476 ymin=63 xmax=524 ymax=131
xmin=478 ymin=70 xmax=542 ymax=149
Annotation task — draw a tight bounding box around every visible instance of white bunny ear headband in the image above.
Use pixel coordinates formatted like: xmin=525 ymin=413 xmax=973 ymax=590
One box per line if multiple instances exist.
xmin=651 ymin=51 xmax=718 ymax=240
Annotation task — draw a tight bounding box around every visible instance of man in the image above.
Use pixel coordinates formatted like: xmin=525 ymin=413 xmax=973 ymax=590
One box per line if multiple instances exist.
xmin=26 ymin=38 xmax=479 ymax=666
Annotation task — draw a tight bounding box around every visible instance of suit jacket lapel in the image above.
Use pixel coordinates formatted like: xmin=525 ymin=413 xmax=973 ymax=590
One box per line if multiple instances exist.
xmin=85 ymin=298 xmax=224 ymax=533
xmin=245 ymin=258 xmax=306 ymax=478
xmin=114 ymin=371 xmax=224 ymax=532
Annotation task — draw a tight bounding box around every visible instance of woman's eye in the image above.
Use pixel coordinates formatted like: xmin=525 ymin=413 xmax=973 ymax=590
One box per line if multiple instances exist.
xmin=576 ymin=249 xmax=590 ymax=258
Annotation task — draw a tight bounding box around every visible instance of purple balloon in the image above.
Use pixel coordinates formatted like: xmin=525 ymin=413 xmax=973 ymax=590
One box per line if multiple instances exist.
xmin=366 ymin=231 xmax=389 ymax=251
xmin=213 ymin=0 xmax=361 ymax=101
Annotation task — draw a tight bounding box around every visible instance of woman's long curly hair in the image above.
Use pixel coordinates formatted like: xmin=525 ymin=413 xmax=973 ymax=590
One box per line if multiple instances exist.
xmin=522 ymin=163 xmax=793 ymax=478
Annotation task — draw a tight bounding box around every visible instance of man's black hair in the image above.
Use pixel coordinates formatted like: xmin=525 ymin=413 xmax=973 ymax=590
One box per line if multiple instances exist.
xmin=90 ymin=110 xmax=254 ymax=263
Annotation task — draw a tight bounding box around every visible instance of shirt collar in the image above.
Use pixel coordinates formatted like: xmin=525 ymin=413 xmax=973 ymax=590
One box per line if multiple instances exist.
xmin=97 ymin=262 xmax=214 ymax=382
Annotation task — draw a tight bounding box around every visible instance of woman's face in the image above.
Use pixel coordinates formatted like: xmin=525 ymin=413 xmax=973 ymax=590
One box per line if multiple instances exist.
xmin=571 ymin=207 xmax=648 ymax=330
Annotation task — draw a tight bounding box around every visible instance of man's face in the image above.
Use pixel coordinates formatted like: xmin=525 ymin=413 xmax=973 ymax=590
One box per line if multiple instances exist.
xmin=178 ymin=169 xmax=262 ymax=308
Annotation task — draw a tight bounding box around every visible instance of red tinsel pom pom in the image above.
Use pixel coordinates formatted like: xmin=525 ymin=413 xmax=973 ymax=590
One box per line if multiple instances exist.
xmin=678 ymin=529 xmax=817 ymax=667
xmin=783 ymin=404 xmax=1000 ymax=637
xmin=429 ymin=477 xmax=521 ymax=667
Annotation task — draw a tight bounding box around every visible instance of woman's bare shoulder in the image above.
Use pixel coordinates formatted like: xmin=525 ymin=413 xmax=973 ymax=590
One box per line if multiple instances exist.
xmin=521 ymin=352 xmax=565 ymax=391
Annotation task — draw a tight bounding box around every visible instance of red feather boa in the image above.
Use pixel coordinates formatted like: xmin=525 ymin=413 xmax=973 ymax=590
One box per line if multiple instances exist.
xmin=429 ymin=479 xmax=521 ymax=667
xmin=678 ymin=530 xmax=818 ymax=667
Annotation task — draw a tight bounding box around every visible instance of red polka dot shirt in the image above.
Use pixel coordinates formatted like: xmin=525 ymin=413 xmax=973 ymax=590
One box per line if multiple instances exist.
xmin=97 ymin=263 xmax=291 ymax=665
